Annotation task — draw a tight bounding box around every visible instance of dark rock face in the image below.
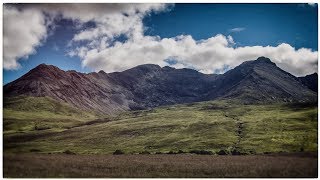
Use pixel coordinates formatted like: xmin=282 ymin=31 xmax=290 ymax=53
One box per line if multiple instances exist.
xmin=299 ymin=73 xmax=318 ymax=92
xmin=108 ymin=64 xmax=219 ymax=109
xmin=209 ymin=57 xmax=317 ymax=103
xmin=4 ymin=57 xmax=317 ymax=114
xmin=4 ymin=64 xmax=134 ymax=114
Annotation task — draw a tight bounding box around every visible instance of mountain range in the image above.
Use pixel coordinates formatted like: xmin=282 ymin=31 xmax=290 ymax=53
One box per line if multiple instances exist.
xmin=4 ymin=57 xmax=317 ymax=114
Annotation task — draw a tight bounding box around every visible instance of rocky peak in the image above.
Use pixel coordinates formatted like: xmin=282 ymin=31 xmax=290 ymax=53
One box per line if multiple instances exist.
xmin=32 ymin=63 xmax=61 ymax=72
xmin=132 ymin=64 xmax=161 ymax=71
xmin=16 ymin=64 xmax=68 ymax=83
xmin=254 ymin=56 xmax=276 ymax=65
xmin=98 ymin=70 xmax=107 ymax=74
xmin=122 ymin=64 xmax=162 ymax=77
xmin=4 ymin=57 xmax=317 ymax=114
xmin=299 ymin=72 xmax=318 ymax=92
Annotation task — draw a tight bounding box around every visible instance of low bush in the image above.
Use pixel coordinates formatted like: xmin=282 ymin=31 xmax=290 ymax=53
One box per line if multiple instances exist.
xmin=189 ymin=150 xmax=213 ymax=155
xmin=167 ymin=151 xmax=176 ymax=154
xmin=34 ymin=125 xmax=51 ymax=131
xmin=217 ymin=149 xmax=228 ymax=155
xmin=139 ymin=151 xmax=150 ymax=155
xmin=113 ymin=150 xmax=124 ymax=155
xmin=29 ymin=149 xmax=41 ymax=152
xmin=231 ymin=149 xmax=241 ymax=155
xmin=63 ymin=150 xmax=76 ymax=155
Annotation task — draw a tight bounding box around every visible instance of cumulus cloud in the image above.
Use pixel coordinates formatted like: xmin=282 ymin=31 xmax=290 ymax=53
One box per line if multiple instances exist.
xmin=227 ymin=35 xmax=235 ymax=45
xmin=70 ymin=34 xmax=317 ymax=76
xmin=35 ymin=3 xmax=169 ymax=23
xmin=3 ymin=4 xmax=318 ymax=77
xmin=298 ymin=3 xmax=317 ymax=8
xmin=34 ymin=4 xmax=169 ymax=42
xmin=3 ymin=5 xmax=48 ymax=70
xmin=63 ymin=4 xmax=316 ymax=77
xmin=3 ymin=3 xmax=168 ymax=70
xmin=229 ymin=27 xmax=246 ymax=32
xmin=307 ymin=3 xmax=317 ymax=7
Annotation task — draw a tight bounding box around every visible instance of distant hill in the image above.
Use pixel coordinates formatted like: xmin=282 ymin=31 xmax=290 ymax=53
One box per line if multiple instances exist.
xmin=299 ymin=73 xmax=318 ymax=92
xmin=208 ymin=57 xmax=317 ymax=104
xmin=3 ymin=57 xmax=317 ymax=114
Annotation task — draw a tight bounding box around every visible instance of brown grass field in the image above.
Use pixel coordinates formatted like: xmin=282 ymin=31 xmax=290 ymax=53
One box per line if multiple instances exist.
xmin=3 ymin=152 xmax=317 ymax=178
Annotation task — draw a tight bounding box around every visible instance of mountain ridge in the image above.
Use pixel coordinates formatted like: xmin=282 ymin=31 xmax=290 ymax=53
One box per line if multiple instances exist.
xmin=299 ymin=72 xmax=318 ymax=92
xmin=4 ymin=57 xmax=317 ymax=114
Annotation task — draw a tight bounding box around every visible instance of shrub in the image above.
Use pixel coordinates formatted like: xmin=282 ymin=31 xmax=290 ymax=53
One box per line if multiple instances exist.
xmin=139 ymin=151 xmax=150 ymax=155
xmin=63 ymin=150 xmax=76 ymax=155
xmin=113 ymin=150 xmax=124 ymax=155
xmin=189 ymin=150 xmax=213 ymax=155
xmin=217 ymin=149 xmax=228 ymax=155
xmin=178 ymin=150 xmax=185 ymax=154
xmin=231 ymin=149 xmax=241 ymax=155
xmin=29 ymin=149 xmax=41 ymax=152
xmin=34 ymin=125 xmax=51 ymax=131
xmin=167 ymin=151 xmax=176 ymax=154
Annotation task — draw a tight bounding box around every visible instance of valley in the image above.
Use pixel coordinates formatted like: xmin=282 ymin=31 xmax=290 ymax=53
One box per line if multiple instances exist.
xmin=3 ymin=2 xmax=318 ymax=177
xmin=3 ymin=57 xmax=318 ymax=177
xmin=3 ymin=98 xmax=318 ymax=177
xmin=4 ymin=98 xmax=317 ymax=155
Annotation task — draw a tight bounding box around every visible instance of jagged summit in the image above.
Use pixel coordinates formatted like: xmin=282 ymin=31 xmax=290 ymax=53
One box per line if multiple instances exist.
xmin=32 ymin=63 xmax=61 ymax=71
xmin=256 ymin=56 xmax=272 ymax=63
xmin=4 ymin=57 xmax=317 ymax=114
xmin=254 ymin=57 xmax=277 ymax=67
xmin=15 ymin=56 xmax=280 ymax=79
xmin=299 ymin=72 xmax=318 ymax=92
xmin=240 ymin=56 xmax=276 ymax=67
xmin=98 ymin=70 xmax=107 ymax=74
xmin=123 ymin=64 xmax=162 ymax=73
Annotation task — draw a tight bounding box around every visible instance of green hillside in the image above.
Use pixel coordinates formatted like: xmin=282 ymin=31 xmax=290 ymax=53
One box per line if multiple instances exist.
xmin=4 ymin=96 xmax=97 ymax=134
xmin=3 ymin=98 xmax=317 ymax=154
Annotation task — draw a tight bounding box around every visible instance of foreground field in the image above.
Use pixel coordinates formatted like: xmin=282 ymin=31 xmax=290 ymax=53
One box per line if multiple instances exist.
xmin=4 ymin=153 xmax=317 ymax=178
xmin=4 ymin=97 xmax=317 ymax=154
xmin=3 ymin=97 xmax=318 ymax=177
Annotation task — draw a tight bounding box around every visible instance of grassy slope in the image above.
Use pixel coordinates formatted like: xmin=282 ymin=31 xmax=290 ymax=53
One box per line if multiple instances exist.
xmin=3 ymin=98 xmax=317 ymax=154
xmin=4 ymin=96 xmax=97 ymax=134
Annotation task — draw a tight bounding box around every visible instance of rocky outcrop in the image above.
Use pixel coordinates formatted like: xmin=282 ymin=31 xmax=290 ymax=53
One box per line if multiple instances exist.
xmin=4 ymin=57 xmax=317 ymax=114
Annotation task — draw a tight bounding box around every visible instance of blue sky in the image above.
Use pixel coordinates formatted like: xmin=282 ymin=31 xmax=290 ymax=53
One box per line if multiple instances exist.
xmin=3 ymin=3 xmax=318 ymax=84
xmin=144 ymin=3 xmax=318 ymax=49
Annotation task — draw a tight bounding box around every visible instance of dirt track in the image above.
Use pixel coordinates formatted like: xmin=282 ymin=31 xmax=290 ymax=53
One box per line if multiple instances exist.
xmin=3 ymin=152 xmax=318 ymax=178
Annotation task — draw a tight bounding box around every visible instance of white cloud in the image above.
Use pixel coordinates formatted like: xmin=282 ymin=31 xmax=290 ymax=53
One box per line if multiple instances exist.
xmin=72 ymin=34 xmax=317 ymax=77
xmin=307 ymin=3 xmax=316 ymax=7
xmin=3 ymin=5 xmax=48 ymax=70
xmin=52 ymin=43 xmax=59 ymax=51
xmin=3 ymin=4 xmax=318 ymax=77
xmin=227 ymin=35 xmax=235 ymax=45
xmin=298 ymin=3 xmax=317 ymax=8
xmin=64 ymin=4 xmax=316 ymax=77
xmin=229 ymin=27 xmax=246 ymax=32
xmin=36 ymin=3 xmax=169 ymax=23
xmin=3 ymin=3 xmax=168 ymax=70
xmin=35 ymin=4 xmax=169 ymax=42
